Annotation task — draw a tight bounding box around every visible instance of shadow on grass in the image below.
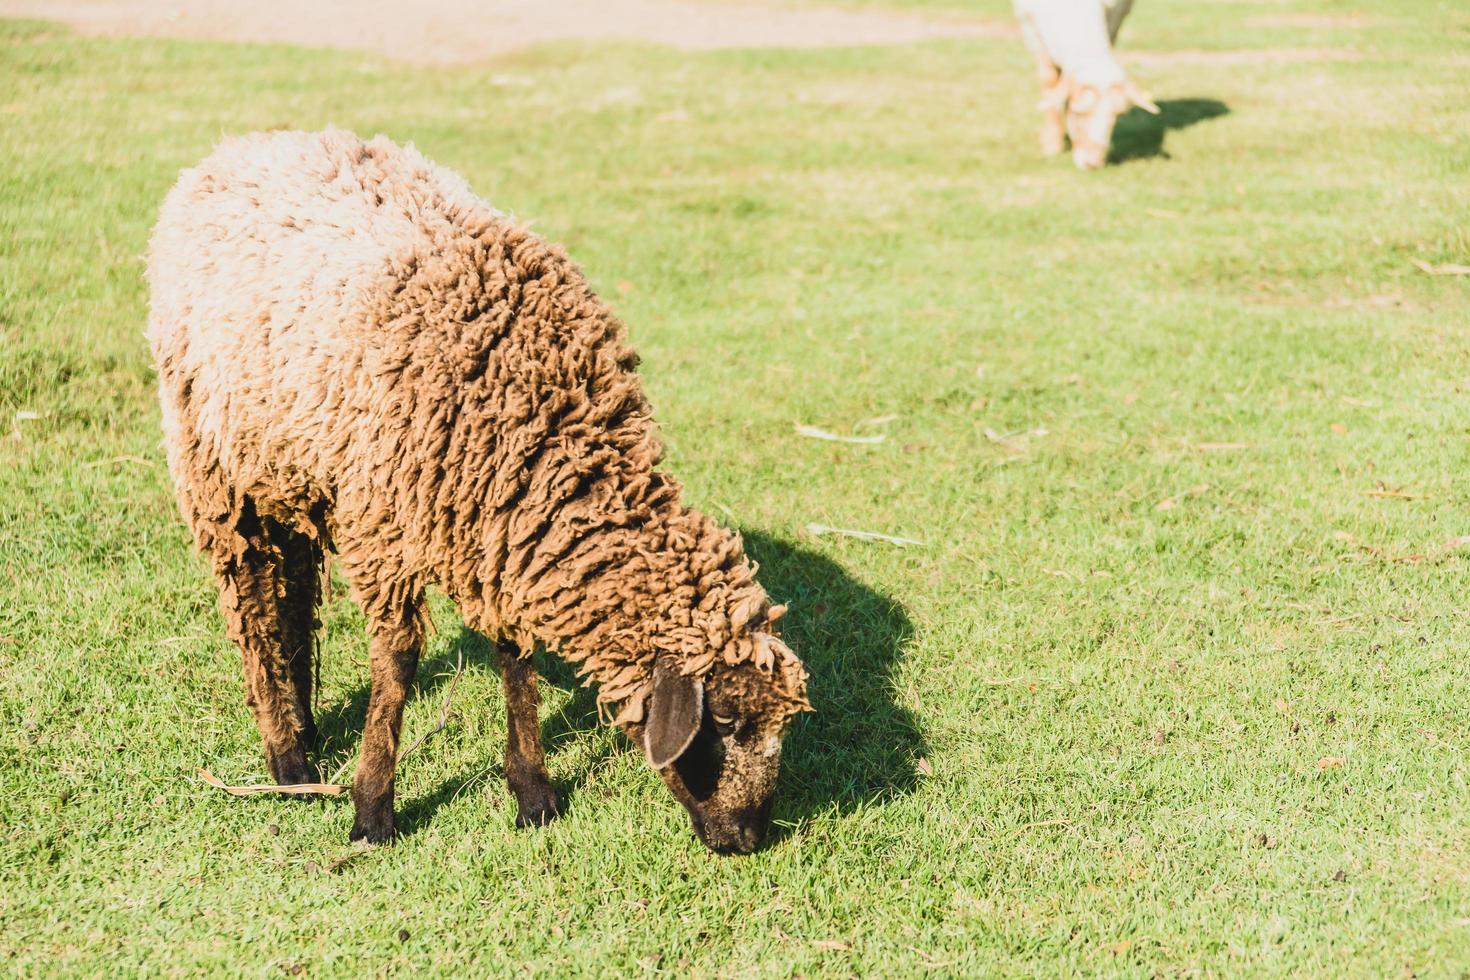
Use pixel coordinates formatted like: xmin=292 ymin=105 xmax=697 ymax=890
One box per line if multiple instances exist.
xmin=1109 ymin=98 xmax=1230 ymax=164
xmin=741 ymin=531 xmax=923 ymax=835
xmin=318 ymin=530 xmax=923 ymax=841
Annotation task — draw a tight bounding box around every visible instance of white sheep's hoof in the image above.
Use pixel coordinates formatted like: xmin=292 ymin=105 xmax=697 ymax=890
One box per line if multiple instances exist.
xmin=1040 ymin=128 xmax=1066 ymax=157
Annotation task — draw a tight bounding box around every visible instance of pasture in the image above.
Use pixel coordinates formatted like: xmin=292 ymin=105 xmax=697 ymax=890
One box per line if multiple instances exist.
xmin=3 ymin=0 xmax=1470 ymax=973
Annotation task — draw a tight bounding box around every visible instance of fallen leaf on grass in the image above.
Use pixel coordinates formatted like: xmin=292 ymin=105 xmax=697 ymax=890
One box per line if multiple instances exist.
xmin=915 ymin=756 xmax=934 ymax=777
xmin=1411 ymin=258 xmax=1470 ymax=276
xmin=1156 ymin=483 xmax=1211 ymax=511
xmin=812 ymin=940 xmax=851 ymax=951
xmin=1274 ymin=697 xmax=1293 ymax=715
xmin=1330 ymin=423 xmax=1347 ymax=434
xmin=1317 ymin=756 xmax=1345 ymax=770
xmin=794 ymin=424 xmax=885 ymax=445
xmin=1110 ymin=940 xmax=1134 ymax=956
xmin=615 ymin=280 xmax=634 ymax=293
xmin=805 ymin=523 xmax=922 ymax=546
xmin=198 ymin=768 xmax=345 ymax=796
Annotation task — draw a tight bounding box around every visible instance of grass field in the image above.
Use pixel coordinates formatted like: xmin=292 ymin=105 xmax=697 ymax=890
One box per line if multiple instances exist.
xmin=4 ymin=0 xmax=1470 ymax=974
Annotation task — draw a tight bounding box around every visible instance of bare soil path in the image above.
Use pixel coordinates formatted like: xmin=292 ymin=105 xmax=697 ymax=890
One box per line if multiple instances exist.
xmin=0 ymin=0 xmax=1009 ymax=63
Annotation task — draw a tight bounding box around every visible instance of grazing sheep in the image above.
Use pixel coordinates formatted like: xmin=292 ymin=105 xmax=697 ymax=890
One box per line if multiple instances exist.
xmin=1013 ymin=0 xmax=1159 ymax=169
xmin=147 ymin=128 xmax=810 ymax=854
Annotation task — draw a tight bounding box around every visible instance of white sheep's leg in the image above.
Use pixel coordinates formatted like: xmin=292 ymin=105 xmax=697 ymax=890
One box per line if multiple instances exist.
xmin=1019 ymin=18 xmax=1066 ymax=156
xmin=498 ymin=639 xmax=559 ymax=827
xmin=349 ymin=599 xmax=424 ymax=844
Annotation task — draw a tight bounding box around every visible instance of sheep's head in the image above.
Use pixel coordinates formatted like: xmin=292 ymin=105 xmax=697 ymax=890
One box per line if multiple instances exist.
xmin=1045 ymin=77 xmax=1159 ymax=170
xmin=620 ymin=623 xmax=809 ymax=854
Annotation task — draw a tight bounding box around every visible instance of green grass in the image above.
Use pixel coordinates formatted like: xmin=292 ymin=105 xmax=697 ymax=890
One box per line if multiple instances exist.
xmin=4 ymin=1 xmax=1470 ymax=973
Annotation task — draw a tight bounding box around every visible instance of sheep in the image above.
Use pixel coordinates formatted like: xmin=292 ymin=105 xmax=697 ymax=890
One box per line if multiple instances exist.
xmin=1013 ymin=0 xmax=1159 ymax=169
xmin=147 ymin=128 xmax=810 ymax=854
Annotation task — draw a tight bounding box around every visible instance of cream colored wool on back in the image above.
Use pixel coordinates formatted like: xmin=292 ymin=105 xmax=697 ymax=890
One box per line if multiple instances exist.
xmin=148 ymin=128 xmax=808 ymax=720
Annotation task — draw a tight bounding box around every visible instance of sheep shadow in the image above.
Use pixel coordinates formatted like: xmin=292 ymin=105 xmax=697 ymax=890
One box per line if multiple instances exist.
xmin=318 ymin=531 xmax=923 ymax=840
xmin=740 ymin=531 xmax=923 ymax=833
xmin=1109 ymin=97 xmax=1230 ymax=164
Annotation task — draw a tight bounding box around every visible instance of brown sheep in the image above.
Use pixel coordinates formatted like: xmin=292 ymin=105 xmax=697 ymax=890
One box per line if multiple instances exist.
xmin=147 ymin=128 xmax=810 ymax=854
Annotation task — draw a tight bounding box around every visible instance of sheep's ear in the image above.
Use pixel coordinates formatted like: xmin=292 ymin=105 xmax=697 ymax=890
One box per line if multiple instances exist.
xmin=1123 ymin=81 xmax=1160 ymax=115
xmin=1038 ymin=81 xmax=1069 ymax=112
xmin=644 ymin=661 xmax=703 ymax=769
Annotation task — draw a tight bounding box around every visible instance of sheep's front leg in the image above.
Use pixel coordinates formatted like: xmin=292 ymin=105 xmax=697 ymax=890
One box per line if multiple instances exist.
xmin=1019 ymin=18 xmax=1066 ymax=156
xmin=349 ymin=606 xmax=423 ymax=844
xmin=498 ymin=639 xmax=559 ymax=827
xmin=1037 ymin=68 xmax=1067 ymax=157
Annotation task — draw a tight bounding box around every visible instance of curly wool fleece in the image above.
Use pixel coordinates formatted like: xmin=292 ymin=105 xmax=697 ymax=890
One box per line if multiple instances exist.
xmin=147 ymin=128 xmax=808 ymax=723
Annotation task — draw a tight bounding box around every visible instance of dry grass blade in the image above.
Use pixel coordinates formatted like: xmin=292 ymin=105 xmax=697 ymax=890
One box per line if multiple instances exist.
xmin=1198 ymin=442 xmax=1250 ymax=451
xmin=1155 ymin=483 xmax=1211 ymax=511
xmin=398 ymin=648 xmax=465 ymax=763
xmin=1015 ymin=818 xmax=1072 ymax=833
xmin=1410 ymin=258 xmax=1470 ymax=276
xmin=1366 ymin=484 xmax=1422 ymax=500
xmin=794 ymin=423 xmax=885 ymax=444
xmin=81 ymin=455 xmax=153 ymax=469
xmin=805 ymin=523 xmax=923 ymax=546
xmin=1331 ymin=530 xmax=1427 ymax=564
xmin=197 ymin=768 xmax=345 ymax=796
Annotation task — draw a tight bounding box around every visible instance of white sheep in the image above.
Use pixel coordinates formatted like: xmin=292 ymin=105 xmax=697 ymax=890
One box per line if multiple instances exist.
xmin=1013 ymin=0 xmax=1159 ymax=169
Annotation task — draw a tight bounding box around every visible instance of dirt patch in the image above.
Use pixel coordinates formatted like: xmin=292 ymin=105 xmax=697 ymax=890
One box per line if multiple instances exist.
xmin=0 ymin=0 xmax=1011 ymax=64
xmin=1247 ymin=13 xmax=1380 ymax=29
xmin=1124 ymin=47 xmax=1361 ymax=67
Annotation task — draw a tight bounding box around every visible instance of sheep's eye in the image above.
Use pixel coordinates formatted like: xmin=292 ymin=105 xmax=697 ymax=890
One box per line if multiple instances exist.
xmin=711 ymin=713 xmax=738 ymax=735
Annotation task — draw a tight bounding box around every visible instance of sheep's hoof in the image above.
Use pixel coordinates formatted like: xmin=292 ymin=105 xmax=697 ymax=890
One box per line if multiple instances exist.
xmin=349 ymin=809 xmax=396 ymax=845
xmin=1040 ymin=131 xmax=1067 ymax=157
xmin=267 ymin=745 xmax=316 ymax=795
xmin=514 ymin=789 xmax=560 ymax=829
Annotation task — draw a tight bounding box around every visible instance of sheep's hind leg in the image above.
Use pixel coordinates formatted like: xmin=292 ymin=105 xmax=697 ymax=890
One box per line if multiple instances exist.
xmin=349 ymin=598 xmax=424 ymax=844
xmin=213 ymin=504 xmax=317 ymax=787
xmin=269 ymin=516 xmax=323 ymax=755
xmin=499 ymin=639 xmax=559 ymax=827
